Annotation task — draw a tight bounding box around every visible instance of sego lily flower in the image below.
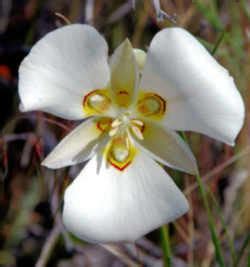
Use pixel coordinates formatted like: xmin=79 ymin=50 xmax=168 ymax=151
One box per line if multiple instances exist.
xmin=18 ymin=24 xmax=244 ymax=243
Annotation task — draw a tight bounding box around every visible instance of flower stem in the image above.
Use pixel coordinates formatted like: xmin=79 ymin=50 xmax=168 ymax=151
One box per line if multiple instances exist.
xmin=211 ymin=30 xmax=226 ymax=55
xmin=208 ymin=190 xmax=237 ymax=266
xmin=181 ymin=132 xmax=225 ymax=266
xmin=195 ymin=172 xmax=226 ymax=267
xmin=160 ymin=225 xmax=172 ymax=267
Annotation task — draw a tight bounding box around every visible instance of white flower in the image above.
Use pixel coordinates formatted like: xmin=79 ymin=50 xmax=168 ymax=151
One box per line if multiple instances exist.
xmin=18 ymin=24 xmax=244 ymax=243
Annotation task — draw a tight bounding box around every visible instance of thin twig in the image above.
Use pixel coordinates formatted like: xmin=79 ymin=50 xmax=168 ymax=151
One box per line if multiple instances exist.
xmin=0 ymin=0 xmax=12 ymax=33
xmin=35 ymin=218 xmax=61 ymax=267
xmin=101 ymin=244 xmax=139 ymax=267
xmin=54 ymin=12 xmax=71 ymax=25
xmin=1 ymin=133 xmax=36 ymax=143
xmin=35 ymin=177 xmax=62 ymax=267
xmin=185 ymin=146 xmax=250 ymax=195
xmin=107 ymin=1 xmax=133 ymax=24
xmin=151 ymin=0 xmax=177 ymax=23
xmin=85 ymin=0 xmax=94 ymax=24
xmin=41 ymin=117 xmax=72 ymax=131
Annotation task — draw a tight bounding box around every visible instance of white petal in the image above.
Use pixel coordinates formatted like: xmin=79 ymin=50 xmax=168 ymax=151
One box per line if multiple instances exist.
xmin=134 ymin=122 xmax=197 ymax=174
xmin=63 ymin=151 xmax=188 ymax=243
xmin=140 ymin=27 xmax=245 ymax=145
xmin=133 ymin=48 xmax=147 ymax=71
xmin=19 ymin=24 xmax=110 ymax=120
xmin=42 ymin=118 xmax=104 ymax=169
xmin=109 ymin=39 xmax=139 ymax=108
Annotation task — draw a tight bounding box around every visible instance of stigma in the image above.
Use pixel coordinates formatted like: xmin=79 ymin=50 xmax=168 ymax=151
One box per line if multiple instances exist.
xmin=108 ymin=113 xmax=145 ymax=141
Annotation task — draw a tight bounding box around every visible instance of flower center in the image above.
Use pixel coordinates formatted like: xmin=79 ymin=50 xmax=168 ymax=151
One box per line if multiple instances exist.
xmin=95 ymin=113 xmax=144 ymax=171
xmin=83 ymin=89 xmax=167 ymax=171
xmin=108 ymin=113 xmax=145 ymax=141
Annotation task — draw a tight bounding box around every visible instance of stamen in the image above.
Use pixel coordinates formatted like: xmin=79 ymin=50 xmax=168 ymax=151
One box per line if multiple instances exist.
xmin=131 ymin=125 xmax=144 ymax=140
xmin=131 ymin=119 xmax=144 ymax=126
xmin=111 ymin=118 xmax=122 ymax=128
xmin=109 ymin=127 xmax=119 ymax=137
xmin=125 ymin=135 xmax=130 ymax=148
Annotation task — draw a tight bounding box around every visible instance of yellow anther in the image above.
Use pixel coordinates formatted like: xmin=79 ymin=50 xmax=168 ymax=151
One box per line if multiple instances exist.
xmin=111 ymin=118 xmax=122 ymax=128
xmin=131 ymin=125 xmax=144 ymax=140
xmin=131 ymin=119 xmax=144 ymax=126
xmin=109 ymin=127 xmax=119 ymax=137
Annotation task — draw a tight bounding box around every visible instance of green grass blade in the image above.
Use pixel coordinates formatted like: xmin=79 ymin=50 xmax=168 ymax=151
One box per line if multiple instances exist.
xmin=195 ymin=172 xmax=226 ymax=267
xmin=208 ymin=190 xmax=237 ymax=266
xmin=192 ymin=0 xmax=223 ymax=30
xmin=160 ymin=225 xmax=172 ymax=267
xmin=181 ymin=133 xmax=225 ymax=266
xmin=211 ymin=30 xmax=226 ymax=55
xmin=235 ymin=232 xmax=250 ymax=267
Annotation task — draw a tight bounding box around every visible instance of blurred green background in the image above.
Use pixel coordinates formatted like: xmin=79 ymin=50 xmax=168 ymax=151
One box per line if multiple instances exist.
xmin=0 ymin=0 xmax=250 ymax=266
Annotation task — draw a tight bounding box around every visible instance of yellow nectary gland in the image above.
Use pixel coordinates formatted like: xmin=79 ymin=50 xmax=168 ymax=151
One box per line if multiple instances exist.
xmin=83 ymin=89 xmax=111 ymax=115
xmin=116 ymin=90 xmax=130 ymax=108
xmin=96 ymin=117 xmax=113 ymax=132
xmin=107 ymin=134 xmax=136 ymax=171
xmin=137 ymin=92 xmax=166 ymax=118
